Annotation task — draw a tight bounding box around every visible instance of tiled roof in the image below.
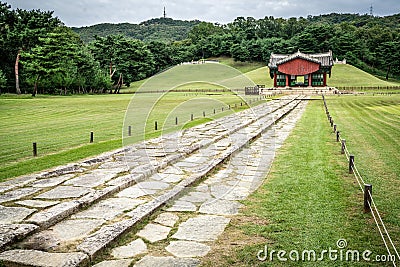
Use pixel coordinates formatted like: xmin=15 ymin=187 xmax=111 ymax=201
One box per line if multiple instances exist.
xmin=268 ymin=50 xmax=334 ymax=68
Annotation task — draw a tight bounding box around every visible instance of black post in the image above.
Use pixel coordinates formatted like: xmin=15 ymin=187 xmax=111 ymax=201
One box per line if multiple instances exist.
xmin=90 ymin=131 xmax=94 ymax=143
xmin=364 ymin=184 xmax=372 ymax=213
xmin=330 ymin=118 xmax=334 ymax=127
xmin=349 ymin=155 xmax=354 ymax=174
xmin=336 ymin=131 xmax=340 ymax=142
xmin=191 ymin=114 xmax=194 ymax=121
xmin=175 ymin=117 xmax=178 ymax=125
xmin=341 ymin=139 xmax=346 ymax=154
xmin=333 ymin=124 xmax=337 ymax=133
xmin=213 ymin=108 xmax=215 ymax=114
xmin=128 ymin=126 xmax=132 ymax=137
xmin=203 ymin=111 xmax=205 ymax=117
xmin=155 ymin=121 xmax=158 ymax=131
xmin=241 ymin=102 xmax=243 ymax=106
xmin=222 ymin=107 xmax=224 ymax=111
xmin=33 ymin=142 xmax=37 ymax=157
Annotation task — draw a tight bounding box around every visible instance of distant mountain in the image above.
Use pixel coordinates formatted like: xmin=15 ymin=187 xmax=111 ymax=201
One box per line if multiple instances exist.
xmin=72 ymin=17 xmax=201 ymax=43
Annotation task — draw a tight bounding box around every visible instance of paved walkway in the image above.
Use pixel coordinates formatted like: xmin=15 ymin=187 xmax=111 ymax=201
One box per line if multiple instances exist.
xmin=0 ymin=96 xmax=307 ymax=266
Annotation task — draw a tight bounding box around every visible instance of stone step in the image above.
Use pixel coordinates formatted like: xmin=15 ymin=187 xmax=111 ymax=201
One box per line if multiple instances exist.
xmin=0 ymin=249 xmax=89 ymax=267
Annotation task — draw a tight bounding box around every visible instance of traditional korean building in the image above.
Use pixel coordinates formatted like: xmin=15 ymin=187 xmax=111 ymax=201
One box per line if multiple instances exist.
xmin=268 ymin=50 xmax=334 ymax=87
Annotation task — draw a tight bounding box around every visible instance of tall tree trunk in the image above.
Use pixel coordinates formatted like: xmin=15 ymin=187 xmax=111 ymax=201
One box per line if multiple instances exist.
xmin=32 ymin=75 xmax=39 ymax=97
xmin=114 ymin=73 xmax=122 ymax=94
xmin=15 ymin=51 xmax=21 ymax=95
xmin=386 ymin=64 xmax=391 ymax=80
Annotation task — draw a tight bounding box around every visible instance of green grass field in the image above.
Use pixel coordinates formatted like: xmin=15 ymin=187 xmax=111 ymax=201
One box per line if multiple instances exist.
xmin=328 ymin=64 xmax=400 ymax=88
xmin=201 ymin=96 xmax=398 ymax=266
xmin=0 ymin=92 xmax=267 ymax=180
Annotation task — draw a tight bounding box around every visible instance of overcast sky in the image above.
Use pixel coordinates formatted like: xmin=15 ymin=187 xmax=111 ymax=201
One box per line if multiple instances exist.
xmin=5 ymin=0 xmax=400 ymax=27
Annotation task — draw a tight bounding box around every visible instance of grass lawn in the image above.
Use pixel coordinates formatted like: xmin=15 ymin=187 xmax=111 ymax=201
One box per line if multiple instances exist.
xmin=0 ymin=92 xmax=266 ymax=180
xmin=328 ymin=64 xmax=400 ymax=88
xmin=209 ymin=56 xmax=266 ymax=73
xmin=201 ymin=98 xmax=395 ymax=266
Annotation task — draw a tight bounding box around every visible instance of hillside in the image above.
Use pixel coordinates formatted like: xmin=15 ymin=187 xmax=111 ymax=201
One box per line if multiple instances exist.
xmin=72 ymin=17 xmax=201 ymax=43
xmin=328 ymin=64 xmax=400 ymax=87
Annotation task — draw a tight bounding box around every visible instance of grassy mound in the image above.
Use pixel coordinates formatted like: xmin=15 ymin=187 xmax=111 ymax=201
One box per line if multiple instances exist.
xmin=328 ymin=64 xmax=400 ymax=88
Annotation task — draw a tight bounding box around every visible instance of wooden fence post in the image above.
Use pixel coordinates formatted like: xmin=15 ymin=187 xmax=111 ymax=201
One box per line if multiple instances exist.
xmin=155 ymin=121 xmax=158 ymax=131
xmin=349 ymin=155 xmax=354 ymax=174
xmin=336 ymin=131 xmax=340 ymax=142
xmin=364 ymin=184 xmax=372 ymax=213
xmin=33 ymin=142 xmax=37 ymax=157
xmin=203 ymin=111 xmax=205 ymax=117
xmin=191 ymin=114 xmax=194 ymax=121
xmin=333 ymin=124 xmax=337 ymax=133
xmin=90 ymin=131 xmax=94 ymax=143
xmin=175 ymin=117 xmax=178 ymax=125
xmin=128 ymin=126 xmax=132 ymax=137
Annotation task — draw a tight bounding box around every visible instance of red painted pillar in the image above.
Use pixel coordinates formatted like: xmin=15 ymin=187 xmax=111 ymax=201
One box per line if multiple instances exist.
xmin=274 ymin=73 xmax=277 ymax=87
xmin=323 ymin=72 xmax=327 ymax=86
xmin=286 ymin=75 xmax=289 ymax=87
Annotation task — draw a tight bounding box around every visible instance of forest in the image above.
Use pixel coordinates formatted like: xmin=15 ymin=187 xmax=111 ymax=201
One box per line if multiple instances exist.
xmin=0 ymin=1 xmax=399 ymax=95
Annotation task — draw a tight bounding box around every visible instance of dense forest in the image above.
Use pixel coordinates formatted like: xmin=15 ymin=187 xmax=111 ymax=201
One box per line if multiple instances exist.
xmin=0 ymin=1 xmax=399 ymax=95
xmin=73 ymin=18 xmax=201 ymax=43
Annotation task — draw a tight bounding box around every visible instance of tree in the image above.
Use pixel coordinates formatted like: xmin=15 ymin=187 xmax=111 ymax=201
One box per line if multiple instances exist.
xmin=21 ymin=27 xmax=92 ymax=95
xmin=188 ymin=22 xmax=224 ymax=43
xmin=377 ymin=41 xmax=400 ymax=79
xmin=89 ymin=35 xmax=155 ymax=90
xmin=0 ymin=69 xmax=6 ymax=94
xmin=0 ymin=3 xmax=61 ymax=94
xmin=230 ymin=43 xmax=250 ymax=62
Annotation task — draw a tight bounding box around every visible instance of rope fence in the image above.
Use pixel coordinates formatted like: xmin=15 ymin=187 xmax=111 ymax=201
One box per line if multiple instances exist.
xmin=322 ymin=94 xmax=399 ymax=266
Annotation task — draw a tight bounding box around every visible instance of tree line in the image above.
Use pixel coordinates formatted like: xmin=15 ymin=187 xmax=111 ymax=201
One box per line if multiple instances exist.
xmin=0 ymin=1 xmax=399 ymax=95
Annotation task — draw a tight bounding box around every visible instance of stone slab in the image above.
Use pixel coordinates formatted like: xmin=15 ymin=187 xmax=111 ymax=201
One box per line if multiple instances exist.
xmin=154 ymin=212 xmax=179 ymax=227
xmin=35 ymin=186 xmax=92 ymax=199
xmin=16 ymin=199 xmax=60 ymax=208
xmin=27 ymin=201 xmax=81 ymax=228
xmin=64 ymin=169 xmax=118 ymax=188
xmin=0 ymin=175 xmax=37 ymax=188
xmin=93 ymin=259 xmax=132 ymax=267
xmin=0 ymin=249 xmax=89 ymax=267
xmin=0 ymin=224 xmax=39 ymax=249
xmin=166 ymin=200 xmax=197 ymax=212
xmin=30 ymin=174 xmax=74 ymax=188
xmin=210 ymin=184 xmax=247 ymax=200
xmin=134 ymin=256 xmax=200 ymax=267
xmin=0 ymin=187 xmax=41 ymax=203
xmin=52 ymin=218 xmax=105 ymax=241
xmin=106 ymin=174 xmax=136 ymax=186
xmin=21 ymin=218 xmax=105 ymax=251
xmin=166 ymin=241 xmax=211 ymax=258
xmin=135 ymin=181 xmax=170 ymax=190
xmin=117 ymin=186 xmax=156 ymax=198
xmin=199 ymin=199 xmax=242 ymax=215
xmin=137 ymin=223 xmax=171 ymax=243
xmin=111 ymin=238 xmax=147 ymax=259
xmin=172 ymin=215 xmax=230 ymax=242
xmin=73 ymin=198 xmax=145 ymax=220
xmin=0 ymin=205 xmax=37 ymax=223
xmin=19 ymin=230 xmax=61 ymax=251
xmin=178 ymin=191 xmax=212 ymax=203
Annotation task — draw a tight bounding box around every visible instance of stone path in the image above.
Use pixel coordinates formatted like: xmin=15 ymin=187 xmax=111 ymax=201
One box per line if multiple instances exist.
xmin=0 ymin=96 xmax=307 ymax=266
